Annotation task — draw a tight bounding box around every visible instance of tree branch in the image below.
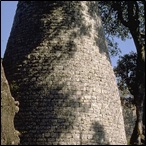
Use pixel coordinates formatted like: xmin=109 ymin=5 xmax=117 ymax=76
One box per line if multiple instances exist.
xmin=112 ymin=1 xmax=129 ymax=27
xmin=134 ymin=1 xmax=139 ymax=21
xmin=128 ymin=2 xmax=134 ymax=22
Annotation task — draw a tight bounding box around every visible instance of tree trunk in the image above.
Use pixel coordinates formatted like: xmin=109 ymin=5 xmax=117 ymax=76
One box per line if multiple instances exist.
xmin=2 ymin=1 xmax=127 ymax=145
xmin=130 ymin=27 xmax=145 ymax=145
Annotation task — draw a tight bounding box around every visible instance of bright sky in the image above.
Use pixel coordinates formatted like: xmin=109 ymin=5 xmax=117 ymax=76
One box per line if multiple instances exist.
xmin=1 ymin=1 xmax=136 ymax=67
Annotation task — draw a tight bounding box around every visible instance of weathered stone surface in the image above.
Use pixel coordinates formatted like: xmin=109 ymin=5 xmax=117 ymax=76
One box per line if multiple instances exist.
xmin=1 ymin=60 xmax=20 ymax=145
xmin=3 ymin=1 xmax=127 ymax=145
xmin=121 ymin=97 xmax=137 ymax=144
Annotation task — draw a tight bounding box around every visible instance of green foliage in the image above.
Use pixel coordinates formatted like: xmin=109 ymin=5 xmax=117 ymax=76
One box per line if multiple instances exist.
xmin=106 ymin=37 xmax=121 ymax=56
xmin=97 ymin=1 xmax=145 ymax=56
xmin=114 ymin=52 xmax=137 ymax=96
xmin=98 ymin=1 xmax=131 ymax=38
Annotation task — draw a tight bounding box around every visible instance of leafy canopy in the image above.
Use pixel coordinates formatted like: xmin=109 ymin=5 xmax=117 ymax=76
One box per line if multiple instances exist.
xmin=114 ymin=52 xmax=137 ymax=97
xmin=97 ymin=1 xmax=145 ymax=56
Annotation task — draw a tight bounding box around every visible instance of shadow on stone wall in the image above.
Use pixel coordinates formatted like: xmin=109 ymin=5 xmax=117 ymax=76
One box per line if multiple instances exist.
xmin=92 ymin=122 xmax=110 ymax=145
xmin=4 ymin=1 xmax=111 ymax=102
xmin=16 ymin=83 xmax=82 ymax=144
xmin=86 ymin=2 xmax=110 ymax=60
xmin=3 ymin=1 xmax=112 ymax=145
xmin=3 ymin=1 xmax=110 ymax=75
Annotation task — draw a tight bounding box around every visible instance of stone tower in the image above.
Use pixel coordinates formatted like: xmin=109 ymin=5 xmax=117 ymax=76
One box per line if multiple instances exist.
xmin=3 ymin=1 xmax=127 ymax=145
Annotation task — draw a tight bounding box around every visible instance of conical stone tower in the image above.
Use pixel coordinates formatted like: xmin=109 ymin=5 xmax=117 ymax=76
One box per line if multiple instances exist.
xmin=3 ymin=1 xmax=127 ymax=145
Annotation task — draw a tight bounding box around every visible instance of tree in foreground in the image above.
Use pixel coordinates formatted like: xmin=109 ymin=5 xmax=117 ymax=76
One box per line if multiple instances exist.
xmin=98 ymin=1 xmax=145 ymax=145
xmin=114 ymin=52 xmax=145 ymax=145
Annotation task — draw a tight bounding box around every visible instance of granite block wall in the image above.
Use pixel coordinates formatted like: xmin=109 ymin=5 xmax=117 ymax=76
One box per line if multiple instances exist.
xmin=3 ymin=1 xmax=127 ymax=145
xmin=1 ymin=60 xmax=20 ymax=145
